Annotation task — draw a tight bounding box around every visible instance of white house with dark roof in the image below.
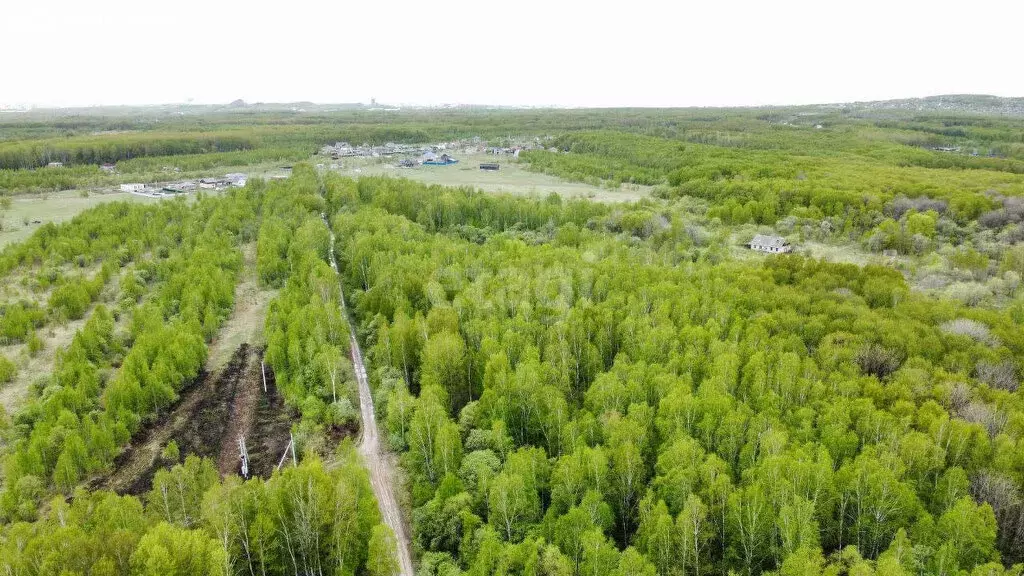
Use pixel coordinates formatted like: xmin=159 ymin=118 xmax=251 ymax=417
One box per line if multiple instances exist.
xmin=749 ymin=234 xmax=792 ymax=254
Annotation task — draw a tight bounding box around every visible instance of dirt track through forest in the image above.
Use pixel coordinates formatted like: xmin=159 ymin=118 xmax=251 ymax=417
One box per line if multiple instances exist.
xmin=324 ymin=213 xmax=415 ymax=576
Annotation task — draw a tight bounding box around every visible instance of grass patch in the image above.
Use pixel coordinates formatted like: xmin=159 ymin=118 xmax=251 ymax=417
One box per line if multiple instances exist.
xmin=329 ymin=153 xmax=650 ymax=202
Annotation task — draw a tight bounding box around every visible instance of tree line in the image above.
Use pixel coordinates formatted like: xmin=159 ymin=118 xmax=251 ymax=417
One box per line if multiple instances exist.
xmin=0 ymin=132 xmax=255 ymax=170
xmin=0 ymin=449 xmax=386 ymax=576
xmin=258 ymin=166 xmax=362 ymax=450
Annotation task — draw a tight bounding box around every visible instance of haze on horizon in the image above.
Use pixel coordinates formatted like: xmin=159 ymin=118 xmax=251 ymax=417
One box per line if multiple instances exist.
xmin=3 ymin=0 xmax=1022 ymax=109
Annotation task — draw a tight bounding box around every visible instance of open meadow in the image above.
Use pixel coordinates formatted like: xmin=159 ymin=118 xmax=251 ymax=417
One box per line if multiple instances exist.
xmin=330 ymin=153 xmax=651 ymax=202
xmin=0 ymin=189 xmax=159 ymax=249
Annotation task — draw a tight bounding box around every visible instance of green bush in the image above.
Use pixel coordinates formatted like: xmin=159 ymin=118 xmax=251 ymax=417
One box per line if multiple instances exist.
xmin=0 ymin=355 xmax=15 ymax=384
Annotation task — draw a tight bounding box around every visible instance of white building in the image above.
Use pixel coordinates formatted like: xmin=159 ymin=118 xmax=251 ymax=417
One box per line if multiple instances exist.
xmin=749 ymin=234 xmax=792 ymax=254
xmin=120 ymin=183 xmax=146 ymax=193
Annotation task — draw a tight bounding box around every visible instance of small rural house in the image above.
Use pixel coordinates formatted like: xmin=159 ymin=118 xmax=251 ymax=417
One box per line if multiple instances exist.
xmin=423 ymin=153 xmax=458 ymax=166
xmin=120 ymin=183 xmax=145 ymax=193
xmin=749 ymin=234 xmax=792 ymax=254
xmin=225 ymin=173 xmax=247 ymax=187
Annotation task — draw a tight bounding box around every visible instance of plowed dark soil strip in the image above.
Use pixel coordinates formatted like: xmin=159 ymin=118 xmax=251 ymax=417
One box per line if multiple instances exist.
xmin=94 ymin=343 xmax=296 ymax=495
xmin=97 ymin=345 xmax=250 ymax=494
xmin=216 ymin=355 xmax=261 ymax=475
xmin=245 ymin=367 xmax=294 ymax=478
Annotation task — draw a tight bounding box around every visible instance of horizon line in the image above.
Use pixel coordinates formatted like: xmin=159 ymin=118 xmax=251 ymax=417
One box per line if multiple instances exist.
xmin=3 ymin=93 xmax=1023 ymax=113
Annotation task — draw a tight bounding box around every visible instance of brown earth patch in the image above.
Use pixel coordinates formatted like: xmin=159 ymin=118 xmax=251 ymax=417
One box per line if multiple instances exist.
xmin=94 ymin=344 xmax=293 ymax=495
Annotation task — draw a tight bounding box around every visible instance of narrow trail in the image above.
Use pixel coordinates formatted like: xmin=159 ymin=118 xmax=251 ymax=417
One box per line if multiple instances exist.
xmin=323 ymin=213 xmax=415 ymax=576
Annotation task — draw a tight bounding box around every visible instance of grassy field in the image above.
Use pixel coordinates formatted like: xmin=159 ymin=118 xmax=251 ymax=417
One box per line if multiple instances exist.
xmin=0 ymin=190 xmax=161 ymax=249
xmin=328 ymin=154 xmax=651 ymax=202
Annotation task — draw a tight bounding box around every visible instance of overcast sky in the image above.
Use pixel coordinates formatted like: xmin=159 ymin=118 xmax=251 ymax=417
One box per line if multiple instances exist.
xmin=3 ymin=0 xmax=1021 ymax=108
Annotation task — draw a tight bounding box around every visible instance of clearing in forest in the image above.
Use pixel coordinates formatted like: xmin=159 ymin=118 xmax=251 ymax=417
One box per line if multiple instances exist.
xmin=331 ymin=153 xmax=650 ymax=202
xmin=0 ymin=273 xmax=120 ymax=415
xmin=0 ymin=318 xmax=88 ymax=413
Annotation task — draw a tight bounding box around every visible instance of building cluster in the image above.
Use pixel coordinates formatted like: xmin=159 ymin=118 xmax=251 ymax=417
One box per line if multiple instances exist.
xmin=320 ymin=142 xmax=424 ymax=158
xmin=199 ymin=173 xmax=248 ymax=188
xmin=419 ymin=152 xmax=458 ymax=166
xmin=118 ymin=173 xmax=247 ymax=197
xmin=319 ymin=136 xmax=549 ymax=165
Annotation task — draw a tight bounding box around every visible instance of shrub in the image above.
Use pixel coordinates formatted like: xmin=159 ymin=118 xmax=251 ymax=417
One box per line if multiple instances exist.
xmin=975 ymin=360 xmax=1019 ymax=392
xmin=0 ymin=355 xmax=15 ymax=384
xmin=162 ymin=440 xmax=180 ymax=463
xmin=856 ymin=344 xmax=903 ymax=378
xmin=26 ymin=331 xmax=43 ymax=356
xmin=327 ymin=398 xmax=359 ymax=427
xmin=940 ymin=318 xmax=999 ymax=346
xmin=945 ymin=282 xmax=992 ymax=306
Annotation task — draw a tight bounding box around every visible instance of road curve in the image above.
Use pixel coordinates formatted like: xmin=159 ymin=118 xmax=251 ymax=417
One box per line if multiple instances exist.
xmin=323 ymin=214 xmax=414 ymax=576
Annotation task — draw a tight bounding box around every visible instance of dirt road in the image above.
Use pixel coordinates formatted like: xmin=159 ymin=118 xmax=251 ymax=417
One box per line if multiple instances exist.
xmin=324 ymin=214 xmax=415 ymax=576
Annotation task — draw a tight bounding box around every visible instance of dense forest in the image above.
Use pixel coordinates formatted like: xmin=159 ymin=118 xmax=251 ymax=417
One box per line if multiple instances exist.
xmin=320 ymin=176 xmax=1024 ymax=576
xmin=0 ymin=106 xmax=1021 ymax=576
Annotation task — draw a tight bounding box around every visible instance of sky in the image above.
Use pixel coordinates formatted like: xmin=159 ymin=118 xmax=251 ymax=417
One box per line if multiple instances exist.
xmin=2 ymin=0 xmax=1022 ymax=109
